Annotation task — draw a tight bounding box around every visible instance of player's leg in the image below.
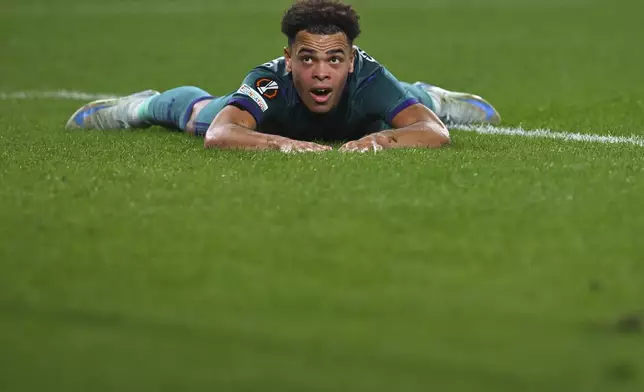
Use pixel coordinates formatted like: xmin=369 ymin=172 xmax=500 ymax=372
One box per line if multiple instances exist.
xmin=399 ymin=81 xmax=501 ymax=125
xmin=65 ymin=86 xmax=215 ymax=132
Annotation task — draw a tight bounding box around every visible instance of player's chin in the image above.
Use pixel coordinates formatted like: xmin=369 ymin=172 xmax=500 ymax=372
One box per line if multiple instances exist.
xmin=305 ymin=101 xmax=334 ymax=114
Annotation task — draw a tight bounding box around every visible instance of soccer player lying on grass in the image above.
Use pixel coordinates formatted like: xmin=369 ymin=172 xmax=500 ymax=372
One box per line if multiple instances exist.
xmin=66 ymin=0 xmax=500 ymax=153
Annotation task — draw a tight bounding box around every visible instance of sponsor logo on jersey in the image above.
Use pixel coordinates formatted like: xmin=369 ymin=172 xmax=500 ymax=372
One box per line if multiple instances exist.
xmin=237 ymin=84 xmax=268 ymax=112
xmin=255 ymin=78 xmax=279 ymax=100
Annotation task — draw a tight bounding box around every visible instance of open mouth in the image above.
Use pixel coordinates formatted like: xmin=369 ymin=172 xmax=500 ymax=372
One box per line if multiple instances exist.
xmin=310 ymin=88 xmax=332 ymax=104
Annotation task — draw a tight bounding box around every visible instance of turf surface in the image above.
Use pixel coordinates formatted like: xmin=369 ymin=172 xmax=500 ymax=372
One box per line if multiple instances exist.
xmin=1 ymin=0 xmax=644 ymax=391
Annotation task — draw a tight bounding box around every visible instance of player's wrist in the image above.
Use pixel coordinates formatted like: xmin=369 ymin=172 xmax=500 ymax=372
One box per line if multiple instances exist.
xmin=266 ymin=135 xmax=292 ymax=151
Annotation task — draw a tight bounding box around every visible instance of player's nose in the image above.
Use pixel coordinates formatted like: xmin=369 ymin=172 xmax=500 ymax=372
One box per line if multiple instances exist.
xmin=312 ymin=62 xmax=331 ymax=80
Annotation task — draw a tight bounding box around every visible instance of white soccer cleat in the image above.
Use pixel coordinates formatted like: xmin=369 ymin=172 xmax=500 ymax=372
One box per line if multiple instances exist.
xmin=414 ymin=82 xmax=501 ymax=126
xmin=65 ymin=90 xmax=160 ymax=130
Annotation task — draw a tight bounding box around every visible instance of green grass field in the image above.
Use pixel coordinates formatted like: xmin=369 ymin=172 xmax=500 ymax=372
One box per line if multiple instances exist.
xmin=1 ymin=0 xmax=644 ymax=390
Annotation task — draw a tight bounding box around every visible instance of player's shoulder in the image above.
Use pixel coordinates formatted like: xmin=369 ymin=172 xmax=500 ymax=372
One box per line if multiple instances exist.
xmin=256 ymin=56 xmax=288 ymax=75
xmin=351 ymin=46 xmax=391 ymax=88
xmin=248 ymin=57 xmax=291 ymax=87
xmin=239 ymin=56 xmax=292 ymax=102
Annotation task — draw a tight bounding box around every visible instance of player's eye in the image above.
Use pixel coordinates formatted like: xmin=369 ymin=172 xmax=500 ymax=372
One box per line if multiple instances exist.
xmin=329 ymin=57 xmax=342 ymax=64
xmin=301 ymin=56 xmax=313 ymax=64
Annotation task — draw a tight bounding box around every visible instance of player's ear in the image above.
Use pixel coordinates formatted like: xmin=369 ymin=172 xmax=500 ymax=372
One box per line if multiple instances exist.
xmin=284 ymin=47 xmax=292 ymax=72
xmin=349 ymin=48 xmax=356 ymax=73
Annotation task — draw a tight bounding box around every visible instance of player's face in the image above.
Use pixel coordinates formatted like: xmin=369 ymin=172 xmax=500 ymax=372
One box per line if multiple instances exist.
xmin=285 ymin=31 xmax=355 ymax=114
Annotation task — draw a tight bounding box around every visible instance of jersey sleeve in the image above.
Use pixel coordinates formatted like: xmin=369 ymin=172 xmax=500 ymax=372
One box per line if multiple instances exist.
xmin=226 ymin=67 xmax=286 ymax=126
xmin=354 ymin=67 xmax=419 ymax=127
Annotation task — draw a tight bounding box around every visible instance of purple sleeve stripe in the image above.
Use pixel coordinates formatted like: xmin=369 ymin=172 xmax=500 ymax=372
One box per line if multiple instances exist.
xmin=227 ymin=98 xmax=264 ymax=124
xmin=385 ymin=98 xmax=419 ymax=125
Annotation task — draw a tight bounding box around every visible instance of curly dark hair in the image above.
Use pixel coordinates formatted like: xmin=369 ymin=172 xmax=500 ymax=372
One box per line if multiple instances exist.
xmin=281 ymin=0 xmax=361 ymax=45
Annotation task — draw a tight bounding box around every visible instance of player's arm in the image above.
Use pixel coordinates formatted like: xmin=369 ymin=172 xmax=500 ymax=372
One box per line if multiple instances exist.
xmin=338 ymin=52 xmax=449 ymax=152
xmin=385 ymin=103 xmax=450 ymax=147
xmin=339 ymin=103 xmax=449 ymax=152
xmin=204 ymin=65 xmax=330 ymax=152
xmin=204 ymin=105 xmax=329 ymax=152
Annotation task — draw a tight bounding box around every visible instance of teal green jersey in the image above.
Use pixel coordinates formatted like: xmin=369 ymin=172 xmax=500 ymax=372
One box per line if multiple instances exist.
xmin=226 ymin=47 xmax=419 ymax=142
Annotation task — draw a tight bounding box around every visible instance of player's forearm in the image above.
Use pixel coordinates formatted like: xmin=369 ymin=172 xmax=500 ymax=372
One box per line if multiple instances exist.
xmin=204 ymin=124 xmax=290 ymax=151
xmin=378 ymin=121 xmax=450 ymax=149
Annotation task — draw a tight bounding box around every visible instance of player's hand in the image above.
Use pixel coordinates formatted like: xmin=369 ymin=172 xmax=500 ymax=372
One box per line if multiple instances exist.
xmin=339 ymin=134 xmax=394 ymax=153
xmin=278 ymin=140 xmax=332 ymax=153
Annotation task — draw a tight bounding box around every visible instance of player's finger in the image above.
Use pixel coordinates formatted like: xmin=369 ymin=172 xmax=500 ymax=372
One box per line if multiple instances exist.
xmin=292 ymin=143 xmax=329 ymax=153
xmin=310 ymin=143 xmax=331 ymax=151
xmin=340 ymin=144 xmax=367 ymax=153
xmin=338 ymin=142 xmax=356 ymax=152
xmin=319 ymin=144 xmax=333 ymax=151
xmin=371 ymin=139 xmax=383 ymax=152
xmin=303 ymin=144 xmax=327 ymax=152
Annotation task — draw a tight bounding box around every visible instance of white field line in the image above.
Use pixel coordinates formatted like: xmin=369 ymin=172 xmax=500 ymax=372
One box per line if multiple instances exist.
xmin=2 ymin=90 xmax=642 ymax=148
xmin=456 ymin=125 xmax=644 ymax=147
xmin=0 ymin=90 xmax=118 ymax=101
